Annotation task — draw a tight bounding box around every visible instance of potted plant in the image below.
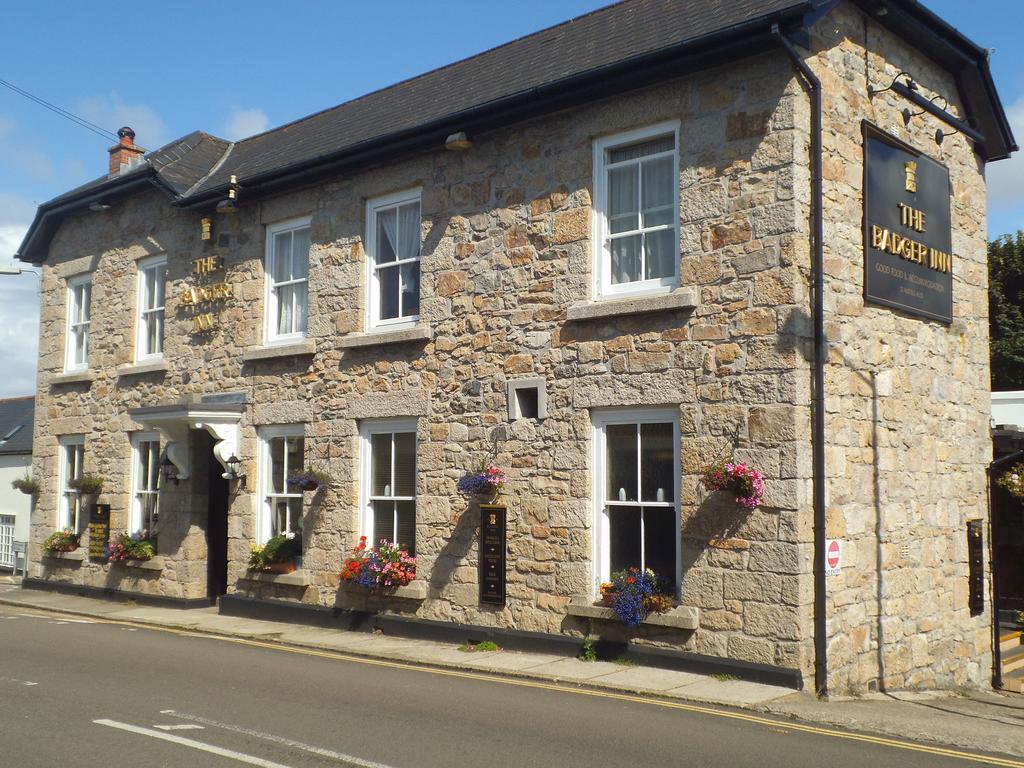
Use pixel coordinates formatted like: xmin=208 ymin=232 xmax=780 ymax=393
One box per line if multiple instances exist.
xmin=701 ymin=461 xmax=765 ymax=509
xmin=457 ymin=461 xmax=507 ymax=502
xmin=107 ymin=530 xmax=157 ymax=563
xmin=341 ymin=536 xmax=416 ymax=588
xmin=11 ymin=471 xmax=40 ymax=497
xmin=604 ymin=568 xmax=674 ymax=627
xmin=286 ymin=468 xmax=333 ymax=492
xmin=249 ymin=532 xmax=302 ymax=574
xmin=68 ymin=474 xmax=104 ymax=510
xmin=43 ymin=529 xmax=80 ymax=554
xmin=997 ymin=463 xmax=1024 ymax=501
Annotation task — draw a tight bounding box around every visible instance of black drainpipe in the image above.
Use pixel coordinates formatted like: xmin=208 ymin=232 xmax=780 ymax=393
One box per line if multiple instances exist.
xmin=772 ymin=24 xmax=827 ymax=697
xmin=986 ymin=448 xmax=1024 ymax=689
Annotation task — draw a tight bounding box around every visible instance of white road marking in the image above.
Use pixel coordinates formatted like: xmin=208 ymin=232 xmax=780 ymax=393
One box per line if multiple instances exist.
xmin=153 ymin=724 xmax=205 ymax=731
xmin=0 ymin=677 xmax=37 ymax=686
xmin=93 ymin=719 xmax=293 ymax=768
xmin=160 ymin=709 xmax=398 ymax=768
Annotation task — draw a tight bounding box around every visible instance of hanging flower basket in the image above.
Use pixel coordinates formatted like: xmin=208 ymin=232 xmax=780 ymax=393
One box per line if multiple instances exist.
xmin=68 ymin=474 xmax=104 ymax=496
xmin=701 ymin=461 xmax=765 ymax=509
xmin=286 ymin=468 xmax=332 ymax=492
xmin=996 ymin=463 xmax=1024 ymax=501
xmin=11 ymin=472 xmax=39 ymax=496
xmin=457 ymin=462 xmax=507 ymax=501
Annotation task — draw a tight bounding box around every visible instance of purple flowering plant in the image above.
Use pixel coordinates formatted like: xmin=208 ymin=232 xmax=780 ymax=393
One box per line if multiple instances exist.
xmin=608 ymin=568 xmax=672 ymax=627
xmin=341 ymin=537 xmax=416 ymax=588
xmin=457 ymin=461 xmax=507 ymax=498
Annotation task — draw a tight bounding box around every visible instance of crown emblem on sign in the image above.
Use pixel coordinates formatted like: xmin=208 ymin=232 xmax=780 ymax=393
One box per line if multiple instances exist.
xmin=904 ymin=161 xmax=918 ymax=193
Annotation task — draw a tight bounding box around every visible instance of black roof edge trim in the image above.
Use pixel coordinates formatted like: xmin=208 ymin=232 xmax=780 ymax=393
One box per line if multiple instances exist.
xmin=177 ymin=5 xmax=813 ymax=209
xmin=16 ymin=171 xmax=164 ymax=264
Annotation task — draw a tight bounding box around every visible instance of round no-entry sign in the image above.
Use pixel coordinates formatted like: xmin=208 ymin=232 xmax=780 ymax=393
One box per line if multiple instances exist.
xmin=825 ymin=539 xmax=841 ymax=575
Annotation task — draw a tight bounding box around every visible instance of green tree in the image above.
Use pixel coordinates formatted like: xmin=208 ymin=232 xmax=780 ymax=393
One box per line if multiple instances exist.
xmin=990 ymin=231 xmax=1024 ymax=389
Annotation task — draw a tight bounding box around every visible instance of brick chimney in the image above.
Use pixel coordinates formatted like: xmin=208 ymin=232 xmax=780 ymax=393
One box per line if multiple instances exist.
xmin=108 ymin=126 xmax=145 ymax=175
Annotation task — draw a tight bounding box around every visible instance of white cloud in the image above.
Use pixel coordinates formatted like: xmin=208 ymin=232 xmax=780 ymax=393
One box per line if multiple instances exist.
xmin=223 ymin=107 xmax=270 ymax=141
xmin=988 ymin=96 xmax=1024 ymax=212
xmin=0 ymin=213 xmax=39 ymax=398
xmin=77 ymin=92 xmax=169 ymax=150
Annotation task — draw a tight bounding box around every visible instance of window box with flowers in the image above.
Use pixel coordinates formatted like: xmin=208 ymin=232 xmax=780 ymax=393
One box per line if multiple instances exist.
xmin=108 ymin=530 xmax=163 ymax=570
xmin=42 ymin=529 xmax=85 ymax=563
xmin=339 ymin=537 xmax=425 ymax=599
xmin=248 ymin=532 xmax=302 ymax=574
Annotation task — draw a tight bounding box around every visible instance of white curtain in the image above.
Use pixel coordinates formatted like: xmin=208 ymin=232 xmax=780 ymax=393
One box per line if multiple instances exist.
xmin=397 ymin=202 xmax=420 ymax=260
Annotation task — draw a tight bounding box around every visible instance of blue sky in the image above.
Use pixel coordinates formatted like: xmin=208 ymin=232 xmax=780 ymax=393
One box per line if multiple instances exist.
xmin=1 ymin=0 xmax=1022 ymax=397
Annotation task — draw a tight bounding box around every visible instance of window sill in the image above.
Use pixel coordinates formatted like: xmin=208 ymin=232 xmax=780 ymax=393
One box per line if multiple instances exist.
xmin=567 ymin=598 xmax=699 ymax=629
xmin=111 ymin=556 xmax=164 ymax=571
xmin=339 ymin=325 xmax=432 ymax=350
xmin=42 ymin=549 xmax=87 ymax=563
xmin=566 ymin=288 xmax=699 ymax=322
xmin=50 ymin=370 xmax=94 ymax=385
xmin=338 ymin=579 xmax=427 ymax=600
xmin=117 ymin=360 xmax=168 ymax=377
xmin=240 ymin=569 xmax=311 ymax=587
xmin=241 ymin=340 xmax=316 ymax=362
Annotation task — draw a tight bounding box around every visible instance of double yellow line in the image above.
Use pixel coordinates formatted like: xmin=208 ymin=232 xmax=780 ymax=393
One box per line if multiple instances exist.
xmin=15 ymin=605 xmax=1023 ymax=767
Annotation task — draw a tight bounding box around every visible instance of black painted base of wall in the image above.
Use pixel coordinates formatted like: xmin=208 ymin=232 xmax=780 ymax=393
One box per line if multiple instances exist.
xmin=218 ymin=594 xmax=803 ymax=690
xmin=21 ymin=577 xmax=211 ymax=610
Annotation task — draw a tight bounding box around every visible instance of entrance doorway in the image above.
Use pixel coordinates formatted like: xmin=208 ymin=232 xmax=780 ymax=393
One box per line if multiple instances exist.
xmin=203 ymin=433 xmax=230 ymax=602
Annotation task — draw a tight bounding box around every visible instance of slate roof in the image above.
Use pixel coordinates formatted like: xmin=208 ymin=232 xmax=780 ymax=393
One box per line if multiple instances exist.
xmin=0 ymin=396 xmax=34 ymax=456
xmin=14 ymin=0 xmax=1016 ymax=263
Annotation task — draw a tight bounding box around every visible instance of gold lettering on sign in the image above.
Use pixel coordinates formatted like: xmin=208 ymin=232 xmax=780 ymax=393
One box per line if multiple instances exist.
xmin=192 ymin=313 xmax=216 ymax=332
xmin=897 ymin=202 xmax=926 ymax=233
xmin=870 ymin=224 xmax=951 ymax=274
xmin=200 ymin=217 xmax=212 ymax=241
xmin=192 ymin=255 xmax=222 ymax=277
xmin=904 ymin=161 xmax=918 ymax=193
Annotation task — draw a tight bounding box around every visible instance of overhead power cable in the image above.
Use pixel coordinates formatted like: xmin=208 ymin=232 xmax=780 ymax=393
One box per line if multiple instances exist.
xmin=0 ymin=78 xmax=118 ymax=143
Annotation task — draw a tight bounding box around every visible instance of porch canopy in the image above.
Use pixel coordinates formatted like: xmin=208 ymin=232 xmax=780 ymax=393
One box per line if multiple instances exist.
xmin=127 ymin=402 xmax=245 ymax=481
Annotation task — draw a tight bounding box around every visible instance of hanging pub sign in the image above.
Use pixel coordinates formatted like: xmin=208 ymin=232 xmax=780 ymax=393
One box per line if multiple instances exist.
xmin=863 ymin=123 xmax=953 ymax=324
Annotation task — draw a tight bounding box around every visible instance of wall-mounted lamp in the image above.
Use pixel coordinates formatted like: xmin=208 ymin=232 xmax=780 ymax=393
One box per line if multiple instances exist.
xmin=160 ymin=454 xmax=180 ymax=485
xmin=868 ymin=71 xmax=917 ymax=99
xmin=935 ymin=127 xmax=960 ymax=147
xmin=222 ymin=454 xmax=244 ymax=481
xmin=216 ymin=175 xmax=240 ymax=214
xmin=445 ymin=131 xmax=473 ymax=151
xmin=0 ymin=266 xmax=40 ymax=277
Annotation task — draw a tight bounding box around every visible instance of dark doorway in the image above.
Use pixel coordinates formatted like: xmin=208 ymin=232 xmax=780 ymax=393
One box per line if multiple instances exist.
xmin=205 ymin=434 xmax=230 ymax=602
xmin=992 ymin=429 xmax=1024 ymax=618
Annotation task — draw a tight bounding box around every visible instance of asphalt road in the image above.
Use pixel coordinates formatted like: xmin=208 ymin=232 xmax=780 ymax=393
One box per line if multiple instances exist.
xmin=0 ymin=603 xmax=1016 ymax=768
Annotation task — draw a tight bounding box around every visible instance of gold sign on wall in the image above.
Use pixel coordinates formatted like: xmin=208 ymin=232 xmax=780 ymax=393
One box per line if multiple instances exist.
xmin=179 ymin=255 xmax=231 ymax=333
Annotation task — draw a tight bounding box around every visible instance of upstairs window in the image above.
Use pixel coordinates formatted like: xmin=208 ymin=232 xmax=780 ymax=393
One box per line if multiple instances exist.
xmin=136 ymin=256 xmax=167 ymax=361
xmin=57 ymin=436 xmax=85 ymax=532
xmin=265 ymin=218 xmax=310 ymax=343
xmin=593 ymin=122 xmax=680 ymax=298
xmin=65 ymin=275 xmax=92 ymax=371
xmin=130 ymin=433 xmax=161 ymax=535
xmin=367 ymin=190 xmax=421 ymax=329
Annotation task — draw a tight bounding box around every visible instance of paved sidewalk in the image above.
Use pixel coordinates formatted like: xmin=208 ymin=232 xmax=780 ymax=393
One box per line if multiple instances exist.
xmin=2 ymin=579 xmax=1023 ymax=761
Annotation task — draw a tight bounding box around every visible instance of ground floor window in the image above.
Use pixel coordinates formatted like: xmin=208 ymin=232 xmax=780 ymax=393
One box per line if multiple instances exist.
xmin=258 ymin=426 xmax=305 ymax=544
xmin=130 ymin=433 xmax=160 ymax=534
xmin=57 ymin=436 xmax=85 ymax=532
xmin=360 ymin=419 xmax=417 ymax=554
xmin=593 ymin=409 xmax=679 ymax=594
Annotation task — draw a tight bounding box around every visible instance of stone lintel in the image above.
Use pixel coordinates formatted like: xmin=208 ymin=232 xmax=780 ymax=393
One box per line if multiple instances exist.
xmin=339 ymin=325 xmax=432 ymax=349
xmin=240 ymin=569 xmax=312 ymax=587
xmin=50 ymin=370 xmax=95 ymax=386
xmin=566 ymin=288 xmax=699 ymax=322
xmin=567 ymin=598 xmax=699 ymax=629
xmin=241 ymin=340 xmax=317 ymax=362
xmin=117 ymin=360 xmax=169 ymax=377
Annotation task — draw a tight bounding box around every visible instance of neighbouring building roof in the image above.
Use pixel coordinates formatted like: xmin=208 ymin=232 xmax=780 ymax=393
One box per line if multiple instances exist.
xmin=14 ymin=0 xmax=1016 ymax=263
xmin=0 ymin=396 xmax=34 ymax=456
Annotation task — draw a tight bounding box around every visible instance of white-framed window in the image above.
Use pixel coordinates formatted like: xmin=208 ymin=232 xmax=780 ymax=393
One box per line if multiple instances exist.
xmin=359 ymin=419 xmax=417 ymax=553
xmin=592 ymin=121 xmax=680 ymax=298
xmin=264 ymin=217 xmax=310 ymax=344
xmin=130 ymin=432 xmax=160 ymax=535
xmin=57 ymin=436 xmax=85 ymax=532
xmin=257 ymin=425 xmax=305 ymax=544
xmin=592 ymin=409 xmax=680 ymax=594
xmin=65 ymin=275 xmax=92 ymax=371
xmin=136 ymin=256 xmax=167 ymax=361
xmin=366 ymin=190 xmax=421 ymax=329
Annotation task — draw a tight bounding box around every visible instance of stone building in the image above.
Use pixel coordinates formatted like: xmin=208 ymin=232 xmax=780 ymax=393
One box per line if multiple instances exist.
xmin=15 ymin=0 xmax=1015 ymax=694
